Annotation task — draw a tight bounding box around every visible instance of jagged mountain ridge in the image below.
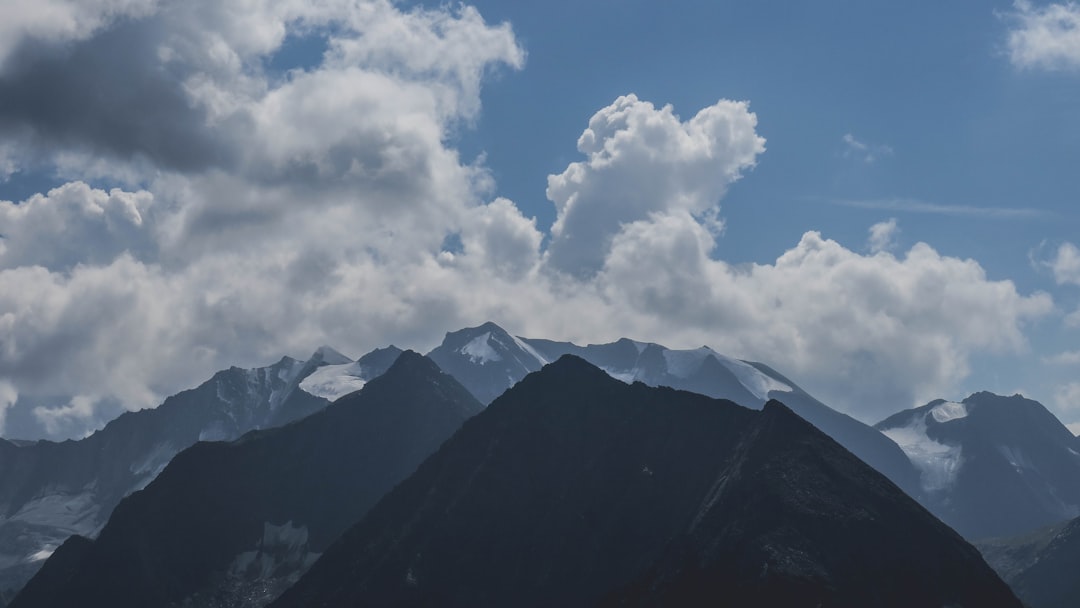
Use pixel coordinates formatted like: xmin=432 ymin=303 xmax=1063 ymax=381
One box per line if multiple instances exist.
xmin=0 ymin=345 xmax=401 ymax=604
xmin=427 ymin=322 xmax=920 ymax=499
xmin=8 ymin=351 xmax=481 ymax=608
xmin=877 ymin=392 xmax=1080 ymax=539
xmin=272 ymin=355 xmax=1019 ymax=608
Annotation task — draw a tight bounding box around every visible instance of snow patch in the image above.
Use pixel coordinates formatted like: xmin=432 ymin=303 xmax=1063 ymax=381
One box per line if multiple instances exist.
xmin=601 ymin=367 xmax=637 ymax=384
xmin=10 ymin=491 xmax=100 ymax=535
xmin=511 ymin=335 xmax=549 ymax=365
xmin=882 ymin=414 xmax=962 ymax=493
xmin=931 ymin=401 xmax=968 ymax=423
xmin=713 ymin=354 xmax=792 ymax=400
xmin=299 ymin=362 xmax=368 ymax=401
xmin=661 ymin=348 xmax=791 ymax=400
xmin=460 ymin=332 xmax=501 ymax=364
xmin=998 ymin=445 xmax=1032 ymax=471
xmin=26 ymin=545 xmax=55 ymax=563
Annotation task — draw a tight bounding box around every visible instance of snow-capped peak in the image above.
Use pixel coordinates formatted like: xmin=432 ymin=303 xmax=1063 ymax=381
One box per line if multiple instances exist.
xmin=661 ymin=347 xmax=791 ymax=400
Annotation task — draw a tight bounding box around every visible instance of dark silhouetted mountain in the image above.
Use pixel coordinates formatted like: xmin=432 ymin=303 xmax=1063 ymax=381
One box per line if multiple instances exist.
xmin=428 ymin=322 xmax=920 ymax=500
xmin=877 ymin=392 xmax=1080 ymax=539
xmin=978 ymin=516 xmax=1080 ymax=608
xmin=273 ymin=356 xmax=1017 ymax=608
xmin=9 ymin=351 xmax=480 ymax=608
xmin=0 ymin=345 xmax=400 ymax=603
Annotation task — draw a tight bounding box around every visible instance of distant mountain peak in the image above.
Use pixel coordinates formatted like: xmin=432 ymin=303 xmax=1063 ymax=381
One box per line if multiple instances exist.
xmin=381 ymin=349 xmax=434 ymax=375
xmin=309 ymin=345 xmax=352 ymax=366
xmin=427 ymin=323 xmax=548 ymax=404
xmin=877 ymin=391 xmax=1080 ymax=538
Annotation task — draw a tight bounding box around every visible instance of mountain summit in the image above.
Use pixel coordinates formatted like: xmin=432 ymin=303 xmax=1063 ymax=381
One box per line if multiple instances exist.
xmin=877 ymin=392 xmax=1080 ymax=539
xmin=426 ymin=321 xmax=549 ymax=404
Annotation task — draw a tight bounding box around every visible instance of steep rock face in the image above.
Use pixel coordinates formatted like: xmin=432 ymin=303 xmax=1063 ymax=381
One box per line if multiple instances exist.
xmin=877 ymin=392 xmax=1080 ymax=539
xmin=9 ymin=351 xmax=481 ymax=608
xmin=979 ymin=517 xmax=1080 ymax=608
xmin=273 ymin=356 xmax=1018 ymax=608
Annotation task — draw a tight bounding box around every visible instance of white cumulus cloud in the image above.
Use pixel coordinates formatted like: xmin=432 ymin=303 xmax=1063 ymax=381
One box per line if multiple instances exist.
xmin=0 ymin=182 xmax=156 ymax=271
xmin=1006 ymin=1 xmax=1080 ymax=70
xmin=592 ymin=220 xmax=1051 ymax=422
xmin=0 ymin=1 xmax=1058 ymax=438
xmin=545 ymin=94 xmax=765 ymax=278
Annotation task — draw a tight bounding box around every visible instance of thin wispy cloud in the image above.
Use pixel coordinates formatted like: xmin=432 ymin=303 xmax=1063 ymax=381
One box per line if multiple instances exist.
xmin=829 ymin=198 xmax=1052 ymax=220
xmin=842 ymin=133 xmax=893 ymax=164
xmin=1045 ymin=350 xmax=1080 ymax=365
xmin=866 ymin=218 xmax=899 ymax=253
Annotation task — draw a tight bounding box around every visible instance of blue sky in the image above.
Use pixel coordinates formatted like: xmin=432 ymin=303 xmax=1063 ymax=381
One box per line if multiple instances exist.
xmin=0 ymin=0 xmax=1078 ymax=438
xmin=446 ymin=0 xmax=1080 ymax=413
xmin=462 ymin=0 xmax=1076 ymax=266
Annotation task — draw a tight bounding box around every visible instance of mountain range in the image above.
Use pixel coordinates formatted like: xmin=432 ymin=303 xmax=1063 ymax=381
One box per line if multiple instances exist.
xmin=272 ymin=356 xmax=1018 ymax=607
xmin=9 ymin=351 xmax=480 ymax=608
xmin=0 ymin=345 xmax=400 ymax=604
xmin=2 ymin=321 xmax=1078 ymax=605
